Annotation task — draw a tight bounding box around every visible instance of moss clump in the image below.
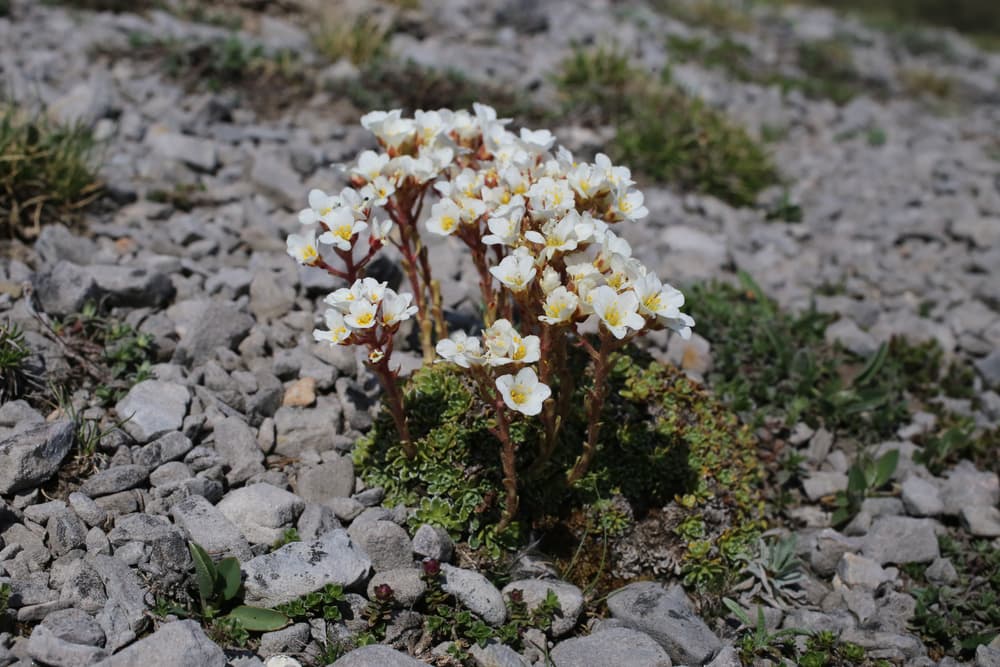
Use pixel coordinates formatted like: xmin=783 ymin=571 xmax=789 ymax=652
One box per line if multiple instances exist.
xmin=355 ymin=347 xmax=763 ymax=571
xmin=555 ymin=46 xmax=778 ymax=207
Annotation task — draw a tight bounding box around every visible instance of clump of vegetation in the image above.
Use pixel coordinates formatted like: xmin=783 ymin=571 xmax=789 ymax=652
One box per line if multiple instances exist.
xmin=53 ymin=301 xmax=156 ymax=406
xmin=154 ymin=543 xmax=288 ymax=648
xmin=0 ymin=321 xmax=38 ymax=403
xmin=906 ymin=533 xmax=1000 ymax=659
xmin=793 ymin=39 xmax=869 ymax=105
xmin=0 ymin=107 xmax=102 ymax=240
xmin=900 ymin=67 xmax=954 ymax=99
xmin=341 ymin=59 xmax=549 ymax=126
xmin=555 ymin=46 xmax=779 ymax=207
xmin=652 ymin=0 xmax=753 ymax=32
xmin=357 ymin=349 xmax=762 ymax=584
xmin=312 ymin=5 xmax=392 ymax=65
xmin=270 ymin=527 xmax=301 ymax=551
xmin=831 ymin=448 xmax=898 ymax=526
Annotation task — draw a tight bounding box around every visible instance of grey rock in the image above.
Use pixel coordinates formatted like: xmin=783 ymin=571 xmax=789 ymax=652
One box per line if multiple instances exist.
xmin=863 ymin=517 xmax=940 ymax=565
xmin=551 ymin=626 xmax=672 ymax=667
xmin=106 ymin=514 xmax=189 ymax=573
xmin=440 ymin=564 xmax=507 ymax=626
xmin=85 ymin=264 xmax=174 ymax=309
xmin=295 ymin=457 xmax=355 ymax=502
xmin=925 ymin=557 xmax=959 ymax=585
xmin=133 ymin=432 xmax=193 ymax=469
xmin=348 ymin=520 xmax=413 ymax=572
xmin=961 ymin=506 xmax=1000 ymax=537
xmin=250 ymin=273 xmax=296 ymax=320
xmin=48 ymin=71 xmax=111 ymax=126
xmin=469 ymin=640 xmax=532 ymax=667
xmin=326 ymin=497 xmax=365 ymax=523
xmin=93 ymin=620 xmax=225 ymax=667
xmin=607 ymin=582 xmax=720 ymax=665
xmin=331 ymin=645 xmax=426 ymax=666
xmin=0 ymin=420 xmax=74 ymax=494
xmin=836 ymin=553 xmax=894 ymax=589
xmin=825 ymin=318 xmax=879 ymax=357
xmin=705 ymin=645 xmax=740 ymax=667
xmin=367 ymin=568 xmax=427 ymax=607
xmin=242 ymin=529 xmax=371 ymax=607
xmin=27 ymin=624 xmax=109 ymax=667
xmin=782 ymin=609 xmax=856 ymax=634
xmin=250 ymin=150 xmax=302 ymax=210
xmin=168 ymin=299 xmax=255 ymax=366
xmin=839 ymin=629 xmax=925 ymax=661
xmin=79 ymin=465 xmax=149 ymax=497
xmin=47 ymin=509 xmax=89 ymax=556
xmin=940 ymin=462 xmax=999 ymax=515
xmin=809 ymin=529 xmax=863 ymax=576
xmin=213 ymin=417 xmax=265 ymax=485
xmin=412 ymin=523 xmax=454 ymax=563
xmin=901 ymin=476 xmax=944 ymax=516
xmin=870 ymin=591 xmax=916 ymax=634
xmin=115 ymin=381 xmax=190 ymax=444
xmin=88 ymin=554 xmax=148 ymax=650
xmin=502 ymin=579 xmax=583 ymax=637
xmin=32 ymin=262 xmax=100 ymax=317
xmin=68 ymin=493 xmax=107 ymax=528
xmin=41 ymin=608 xmax=106 ymax=647
xmin=34 ymin=225 xmax=99 ymax=267
xmin=149 ymin=461 xmax=193 ymax=487
xmin=217 ymin=483 xmax=305 ymax=545
xmin=146 ymin=126 xmax=218 ymax=171
xmin=975 ymin=350 xmax=1000 ymax=388
xmin=803 ymin=471 xmax=848 ymax=501
xmin=273 ymin=402 xmax=342 ymax=457
xmin=258 ymin=622 xmax=310 ymax=657
xmin=170 ymin=495 xmax=252 ymax=561
xmin=977 ymin=645 xmax=1000 ymax=667
xmin=296 ymin=503 xmax=342 ymax=540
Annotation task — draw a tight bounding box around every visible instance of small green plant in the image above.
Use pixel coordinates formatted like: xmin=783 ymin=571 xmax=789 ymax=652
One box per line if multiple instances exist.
xmin=275 ymin=583 xmax=349 ymax=623
xmin=0 ymin=106 xmax=102 ymax=239
xmin=271 ymin=527 xmax=301 ymax=551
xmin=736 ymin=535 xmax=806 ymax=608
xmin=312 ymin=6 xmax=392 ymax=65
xmin=160 ymin=542 xmax=288 ymax=646
xmin=555 ymin=46 xmax=779 ymax=207
xmin=723 ymin=598 xmax=806 ymax=661
xmin=830 ymin=449 xmax=898 ymax=526
xmin=0 ymin=321 xmax=36 ymax=403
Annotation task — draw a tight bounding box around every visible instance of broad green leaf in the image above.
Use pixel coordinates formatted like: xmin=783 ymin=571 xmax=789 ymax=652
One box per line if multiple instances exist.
xmin=217 ymin=557 xmax=242 ymax=602
xmin=722 ymin=597 xmax=751 ymax=627
xmin=831 ymin=507 xmax=850 ymax=527
xmin=226 ymin=606 xmax=290 ymax=632
xmin=853 ymin=342 xmax=888 ymax=387
xmin=188 ymin=542 xmax=217 ymax=606
xmin=873 ymin=450 xmax=899 ymax=489
xmin=847 ymin=465 xmax=867 ymax=496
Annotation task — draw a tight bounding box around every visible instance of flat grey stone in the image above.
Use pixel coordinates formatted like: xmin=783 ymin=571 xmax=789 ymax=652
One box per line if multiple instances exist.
xmin=925 ymin=557 xmax=959 ymax=585
xmin=47 ymin=508 xmax=89 ymax=556
xmin=217 ymin=483 xmax=305 ymax=546
xmin=79 ymin=465 xmax=148 ymax=497
xmin=115 ymin=381 xmax=190 ymax=444
xmin=802 ymin=471 xmax=848 ymax=501
xmin=551 ymin=626 xmax=672 ymax=667
xmin=68 ymin=492 xmax=107 ymax=528
xmin=331 ymin=645 xmax=426 ymax=667
xmin=940 ymin=462 xmax=999 ymax=515
xmin=367 ymin=568 xmax=427 ymax=607
xmin=348 ymin=519 xmax=413 ymax=572
xmin=977 ymin=645 xmax=1000 ymax=667
xmin=242 ymin=529 xmax=371 ymax=607
xmin=106 ymin=514 xmax=189 ymax=574
xmin=862 ymin=517 xmax=940 ymax=565
xmin=258 ymin=622 xmax=310 ymax=657
xmin=961 ymin=506 xmax=1000 ymax=537
xmin=836 ymin=553 xmax=895 ymax=589
xmin=41 ymin=608 xmax=106 ymax=647
xmin=146 ymin=126 xmax=218 ymax=171
xmin=88 ymin=554 xmax=148 ymax=650
xmin=170 ymin=494 xmax=252 ymax=561
xmin=168 ymin=299 xmax=255 ymax=366
xmin=27 ymin=624 xmax=109 ymax=667
xmin=93 ymin=620 xmax=224 ymax=667
xmin=502 ymin=579 xmax=584 ymax=637
xmin=84 ymin=264 xmax=174 ymax=309
xmin=607 ymin=581 xmax=720 ymax=665
xmin=296 ymin=502 xmax=342 ymax=540
xmin=440 ymin=564 xmax=507 ymax=626
xmin=0 ymin=420 xmax=74 ymax=494
xmin=31 ymin=262 xmax=100 ymax=317
xmin=412 ymin=523 xmax=453 ymax=562
xmin=901 ymin=476 xmax=944 ymax=516
xmin=974 ymin=350 xmax=1000 ymax=388
xmin=212 ymin=417 xmax=265 ymax=485
xmin=469 ymin=640 xmax=532 ymax=667
xmin=295 ymin=457 xmax=355 ymax=502
xmin=133 ymin=432 xmax=193 ymax=470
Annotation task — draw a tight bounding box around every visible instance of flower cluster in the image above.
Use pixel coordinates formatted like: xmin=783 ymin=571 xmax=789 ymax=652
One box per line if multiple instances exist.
xmin=287 ymin=104 xmax=694 ymax=528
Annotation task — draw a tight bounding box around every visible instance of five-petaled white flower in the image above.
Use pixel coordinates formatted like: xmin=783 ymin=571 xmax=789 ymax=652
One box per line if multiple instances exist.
xmin=286 ymin=229 xmax=320 ymax=265
xmin=539 ymin=286 xmax=579 ymax=325
xmin=436 ymin=331 xmax=484 ymax=368
xmin=495 ymin=367 xmax=551 ymax=416
xmin=313 ymin=309 xmax=351 ymax=345
xmin=590 ymin=286 xmax=646 ymax=339
xmin=318 ymin=208 xmax=368 ymax=251
xmin=489 ymin=251 xmax=536 ymax=292
xmin=426 ymin=199 xmax=463 ymax=236
xmin=299 ymin=189 xmax=338 ymax=225
xmin=344 ymin=299 xmax=378 ymax=330
xmin=380 ymin=290 xmax=418 ymax=326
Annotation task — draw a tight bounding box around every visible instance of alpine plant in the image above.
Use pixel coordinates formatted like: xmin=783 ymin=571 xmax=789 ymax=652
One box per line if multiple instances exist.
xmin=287 ymin=104 xmax=693 ymax=529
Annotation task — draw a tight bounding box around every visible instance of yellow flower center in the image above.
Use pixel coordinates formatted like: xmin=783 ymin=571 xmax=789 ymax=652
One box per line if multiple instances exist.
xmin=302 ymin=245 xmax=318 ymax=262
xmin=510 ymin=387 xmax=527 ymax=404
xmin=603 ymin=305 xmax=622 ymax=327
xmin=512 ymin=342 xmax=527 ymax=360
xmin=335 ymin=224 xmax=354 ymax=241
xmin=644 ymin=294 xmax=661 ymax=311
xmin=356 ymin=312 xmax=374 ymax=327
xmin=545 ymin=303 xmax=563 ymax=319
xmin=440 ymin=216 xmax=456 ymax=232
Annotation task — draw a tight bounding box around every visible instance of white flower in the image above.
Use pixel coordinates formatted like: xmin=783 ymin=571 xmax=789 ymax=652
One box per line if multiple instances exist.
xmin=566 ymin=163 xmax=607 ymax=200
xmin=660 ymin=311 xmax=695 ymax=340
xmin=539 ymin=266 xmax=562 ymax=294
xmin=634 ymin=273 xmax=682 ymax=319
xmin=539 ymin=286 xmax=579 ymax=325
xmin=414 ymin=109 xmax=445 ymax=145
xmin=482 ymin=204 xmax=524 ymax=247
xmin=324 ymin=283 xmax=362 ymax=312
xmin=519 ymin=127 xmax=555 ymax=152
xmin=357 ymin=277 xmax=388 ymax=303
xmin=287 ymin=228 xmax=320 ymax=265
xmin=313 ymin=309 xmax=351 ymax=345
xmin=524 ymin=213 xmax=580 ymax=260
xmin=344 ymin=299 xmax=378 ymax=330
xmin=495 ymin=367 xmax=551 ymax=416
xmin=380 ymin=290 xmax=418 ymax=326
xmin=352 ymin=150 xmax=389 ymax=183
xmin=527 ymin=177 xmax=575 ymax=218
xmin=318 ymin=208 xmax=368 ymax=251
xmin=370 ymin=218 xmax=393 ymax=242
xmin=368 ymin=349 xmax=385 ymax=364
xmin=361 ymin=109 xmax=415 ymax=149
xmin=426 ymin=199 xmax=463 ymax=236
xmin=613 ymin=188 xmax=649 ymax=221
xmin=436 ymin=331 xmax=484 ymax=368
xmin=489 ymin=250 xmax=536 ymax=292
xmin=298 ymin=189 xmax=339 ymax=225
xmin=590 ymin=286 xmax=645 ymax=339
